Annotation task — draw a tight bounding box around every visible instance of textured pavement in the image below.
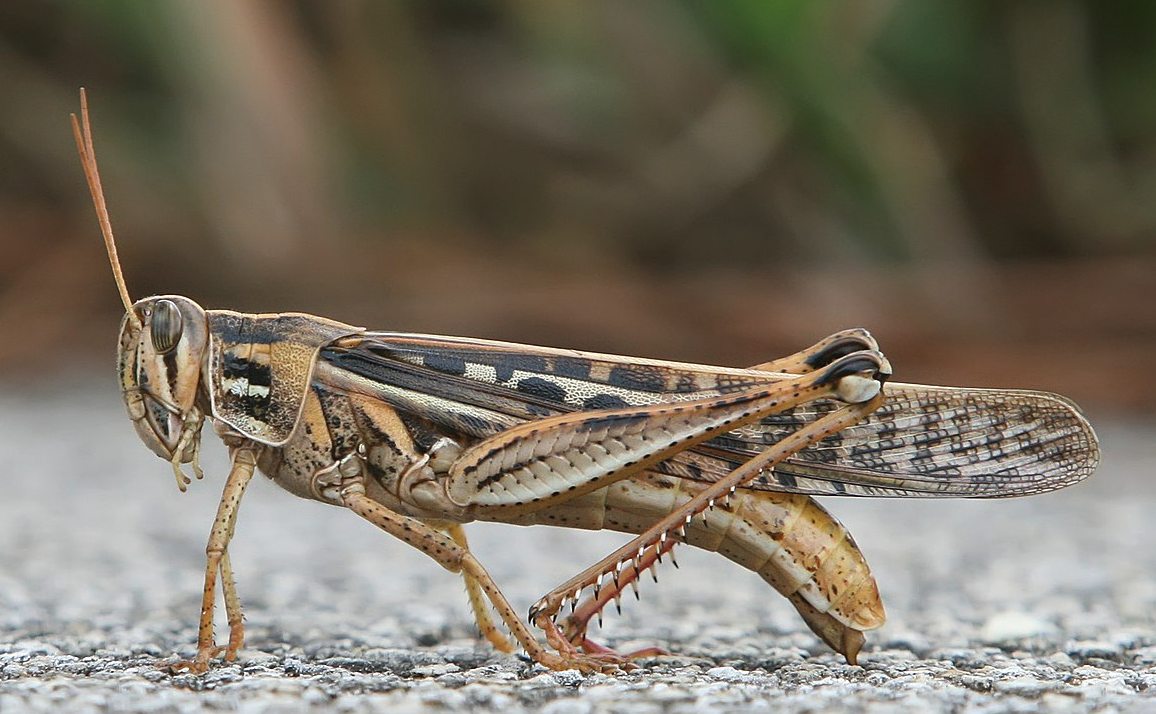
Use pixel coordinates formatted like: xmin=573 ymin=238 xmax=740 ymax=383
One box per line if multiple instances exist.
xmin=1 ymin=376 xmax=1154 ymax=713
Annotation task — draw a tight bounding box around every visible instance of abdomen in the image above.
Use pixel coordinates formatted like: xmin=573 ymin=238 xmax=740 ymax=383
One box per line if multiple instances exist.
xmin=500 ymin=471 xmax=885 ymax=659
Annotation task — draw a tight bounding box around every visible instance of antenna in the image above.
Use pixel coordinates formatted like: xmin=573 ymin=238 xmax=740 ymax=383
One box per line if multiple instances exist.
xmin=71 ymin=88 xmax=139 ymax=327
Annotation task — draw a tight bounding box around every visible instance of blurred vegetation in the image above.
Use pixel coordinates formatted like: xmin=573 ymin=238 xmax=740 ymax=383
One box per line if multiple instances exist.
xmin=0 ymin=1 xmax=1153 ymax=410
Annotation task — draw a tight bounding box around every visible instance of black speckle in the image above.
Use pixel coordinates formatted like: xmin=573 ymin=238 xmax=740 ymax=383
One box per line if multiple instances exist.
xmin=550 ymin=357 xmax=592 ymax=380
xmin=162 ymin=351 xmax=180 ymax=395
xmin=583 ymin=393 xmax=629 ymax=410
xmin=516 ymin=377 xmax=566 ymax=403
xmin=493 ymin=354 xmax=547 ymax=383
xmin=222 ymin=351 xmax=272 ymax=387
xmin=222 ymin=352 xmax=248 ymax=379
xmin=423 ymin=353 xmax=467 ymax=376
xmin=494 ymin=360 xmax=515 ymax=383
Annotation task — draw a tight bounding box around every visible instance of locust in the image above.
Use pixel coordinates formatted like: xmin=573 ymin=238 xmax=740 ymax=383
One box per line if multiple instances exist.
xmin=71 ymin=90 xmax=1100 ymax=674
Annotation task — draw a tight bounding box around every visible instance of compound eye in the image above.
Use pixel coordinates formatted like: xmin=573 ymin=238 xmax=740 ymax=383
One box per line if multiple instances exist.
xmin=150 ymin=299 xmax=184 ymax=354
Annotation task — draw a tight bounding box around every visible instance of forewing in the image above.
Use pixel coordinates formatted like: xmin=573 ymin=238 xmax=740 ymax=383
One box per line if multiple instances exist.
xmin=320 ymin=333 xmax=1099 ymax=498
xmin=319 ymin=331 xmax=770 ymax=430
xmin=670 ymin=384 xmax=1099 ymax=498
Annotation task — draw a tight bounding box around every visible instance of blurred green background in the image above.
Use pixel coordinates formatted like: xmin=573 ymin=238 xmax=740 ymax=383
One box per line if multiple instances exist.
xmin=0 ymin=0 xmax=1152 ymax=413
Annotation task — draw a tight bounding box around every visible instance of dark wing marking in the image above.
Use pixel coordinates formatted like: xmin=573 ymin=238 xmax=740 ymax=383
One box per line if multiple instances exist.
xmin=319 ymin=333 xmax=1099 ymax=498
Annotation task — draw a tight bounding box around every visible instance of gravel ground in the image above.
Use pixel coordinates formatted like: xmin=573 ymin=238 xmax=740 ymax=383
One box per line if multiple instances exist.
xmin=1 ymin=377 xmax=1154 ymax=713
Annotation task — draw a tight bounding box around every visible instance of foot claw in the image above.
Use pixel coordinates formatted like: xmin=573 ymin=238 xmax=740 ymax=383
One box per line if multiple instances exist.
xmin=167 ymin=645 xmax=234 ymax=674
xmin=536 ymin=645 xmax=638 ymax=674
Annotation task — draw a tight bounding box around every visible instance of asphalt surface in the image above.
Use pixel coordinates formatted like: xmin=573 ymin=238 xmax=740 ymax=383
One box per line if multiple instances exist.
xmin=1 ymin=376 xmax=1154 ymax=713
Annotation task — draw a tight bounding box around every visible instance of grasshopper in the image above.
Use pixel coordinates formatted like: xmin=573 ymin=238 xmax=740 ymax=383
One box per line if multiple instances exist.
xmin=72 ymin=90 xmax=1099 ymax=673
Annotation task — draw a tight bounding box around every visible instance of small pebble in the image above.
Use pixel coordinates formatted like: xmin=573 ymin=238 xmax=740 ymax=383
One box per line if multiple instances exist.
xmin=1066 ymin=641 xmax=1121 ymax=661
xmin=980 ymin=612 xmax=1057 ymax=643
xmin=993 ymin=676 xmax=1064 ymax=696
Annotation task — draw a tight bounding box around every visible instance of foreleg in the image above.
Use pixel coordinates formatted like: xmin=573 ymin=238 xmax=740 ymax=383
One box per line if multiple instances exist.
xmin=171 ymin=443 xmax=259 ymax=673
